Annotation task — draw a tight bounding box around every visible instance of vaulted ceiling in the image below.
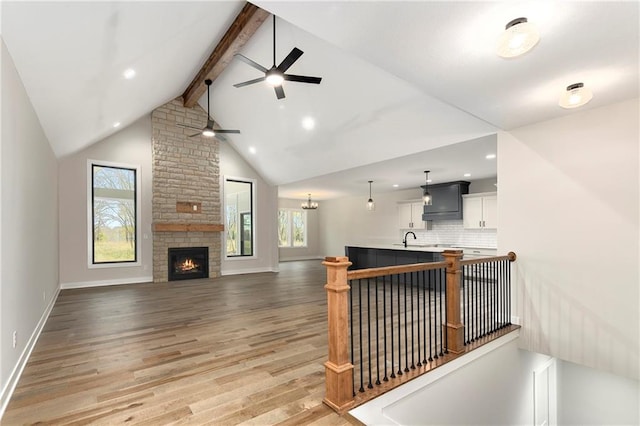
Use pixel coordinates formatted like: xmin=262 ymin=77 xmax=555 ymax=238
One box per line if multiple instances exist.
xmin=2 ymin=1 xmax=638 ymax=200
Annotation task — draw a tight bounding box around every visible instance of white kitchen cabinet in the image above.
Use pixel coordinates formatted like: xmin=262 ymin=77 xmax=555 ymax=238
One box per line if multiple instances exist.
xmin=398 ymin=201 xmax=426 ymax=229
xmin=463 ymin=192 xmax=497 ymax=229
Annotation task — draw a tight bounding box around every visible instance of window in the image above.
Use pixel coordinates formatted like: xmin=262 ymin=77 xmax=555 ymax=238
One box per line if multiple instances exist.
xmin=224 ymin=178 xmax=254 ymax=257
xmin=278 ymin=209 xmax=307 ymax=247
xmin=89 ymin=161 xmax=140 ymax=266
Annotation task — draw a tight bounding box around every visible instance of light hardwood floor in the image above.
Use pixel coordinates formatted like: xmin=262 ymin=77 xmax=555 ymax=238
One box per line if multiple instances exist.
xmin=3 ymin=260 xmax=362 ymax=425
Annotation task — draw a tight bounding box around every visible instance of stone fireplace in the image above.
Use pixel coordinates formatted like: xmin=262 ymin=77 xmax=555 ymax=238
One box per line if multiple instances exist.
xmin=151 ymin=98 xmax=222 ymax=282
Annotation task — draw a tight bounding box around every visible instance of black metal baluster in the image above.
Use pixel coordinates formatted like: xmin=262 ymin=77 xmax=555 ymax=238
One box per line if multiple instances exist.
xmin=358 ymin=279 xmax=364 ymax=393
xmin=507 ymin=258 xmax=512 ymax=324
xmin=439 ymin=268 xmax=444 ymax=357
xmin=410 ymin=272 xmax=415 ymax=369
xmin=390 ymin=274 xmax=395 ymax=379
xmin=350 ymin=279 xmax=355 ymax=396
xmin=383 ymin=275 xmax=388 ymax=382
xmin=417 ymin=270 xmax=422 ymax=367
xmin=428 ymin=269 xmax=433 ymax=362
xmin=502 ymin=259 xmax=507 ymax=328
xmin=404 ymin=273 xmax=409 ymax=372
xmin=422 ymin=270 xmax=428 ymax=365
xmin=375 ymin=277 xmax=381 ymax=386
xmin=367 ymin=278 xmax=373 ymax=389
xmin=397 ymin=273 xmax=403 ymax=376
xmin=473 ymin=263 xmax=478 ymax=342
xmin=433 ymin=269 xmax=439 ymax=359
xmin=493 ymin=260 xmax=498 ymax=332
xmin=482 ymin=261 xmax=486 ymax=337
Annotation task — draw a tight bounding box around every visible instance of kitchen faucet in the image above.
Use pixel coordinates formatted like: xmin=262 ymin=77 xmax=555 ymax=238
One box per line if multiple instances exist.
xmin=403 ymin=231 xmax=417 ymax=248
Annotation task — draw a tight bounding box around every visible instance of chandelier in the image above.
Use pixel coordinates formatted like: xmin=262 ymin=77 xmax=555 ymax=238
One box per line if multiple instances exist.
xmin=301 ymin=193 xmax=318 ymax=210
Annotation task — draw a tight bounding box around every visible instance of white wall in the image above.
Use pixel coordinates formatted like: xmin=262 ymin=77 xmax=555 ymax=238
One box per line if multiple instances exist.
xmin=557 ymin=359 xmax=639 ymax=425
xmin=499 ymin=98 xmax=639 ymax=380
xmin=0 ymin=39 xmax=59 ymax=414
xmin=58 ymin=116 xmax=153 ymax=287
xmin=278 ymin=198 xmax=322 ymax=261
xmin=352 ymin=334 xmax=553 ymax=425
xmin=219 ymin=141 xmax=279 ymax=274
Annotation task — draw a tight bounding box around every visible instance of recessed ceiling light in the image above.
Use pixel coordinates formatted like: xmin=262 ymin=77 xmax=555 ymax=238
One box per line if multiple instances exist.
xmin=302 ymin=117 xmax=315 ymax=130
xmin=249 ymin=146 xmax=257 ymax=154
xmin=496 ymin=17 xmax=539 ymax=58
xmin=113 ymin=122 xmax=121 ymax=128
xmin=486 ymin=154 xmax=496 ymax=159
xmin=123 ymin=68 xmax=136 ymax=79
xmin=464 ymin=173 xmax=471 ymax=177
xmin=426 ymin=179 xmax=432 ymax=183
xmin=558 ymin=82 xmax=593 ymax=109
xmin=392 ymin=184 xmax=399 ymax=188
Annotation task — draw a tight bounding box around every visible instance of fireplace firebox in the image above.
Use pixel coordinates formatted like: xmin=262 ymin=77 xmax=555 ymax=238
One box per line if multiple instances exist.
xmin=168 ymin=247 xmax=209 ymax=281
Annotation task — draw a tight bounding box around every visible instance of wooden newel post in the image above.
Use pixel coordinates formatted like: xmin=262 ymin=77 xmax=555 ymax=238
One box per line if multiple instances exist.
xmin=442 ymin=250 xmax=465 ymax=354
xmin=322 ymin=256 xmax=355 ymax=413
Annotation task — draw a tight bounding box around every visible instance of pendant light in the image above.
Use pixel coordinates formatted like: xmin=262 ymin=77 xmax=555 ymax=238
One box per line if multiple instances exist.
xmin=558 ymin=82 xmax=593 ymax=109
xmin=366 ymin=180 xmax=375 ymax=211
xmin=301 ymin=193 xmax=318 ymax=210
xmin=422 ymin=171 xmax=433 ymax=206
xmin=496 ymin=17 xmax=540 ymax=58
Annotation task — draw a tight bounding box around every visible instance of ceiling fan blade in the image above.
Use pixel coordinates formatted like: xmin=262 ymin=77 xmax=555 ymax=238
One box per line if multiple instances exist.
xmin=274 ymin=85 xmax=285 ymax=99
xmin=233 ymin=76 xmax=266 ymax=88
xmin=188 ymin=132 xmax=201 ymax=137
xmin=234 ymin=53 xmax=268 ymax=73
xmin=277 ymin=47 xmax=303 ymax=73
xmin=177 ymin=123 xmax=205 ymax=130
xmin=215 ymin=129 xmax=241 ymax=134
xmin=284 ymin=74 xmax=322 ymax=84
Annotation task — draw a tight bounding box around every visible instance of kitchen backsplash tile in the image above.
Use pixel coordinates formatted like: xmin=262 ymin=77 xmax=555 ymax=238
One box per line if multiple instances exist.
xmin=402 ymin=220 xmax=497 ymax=248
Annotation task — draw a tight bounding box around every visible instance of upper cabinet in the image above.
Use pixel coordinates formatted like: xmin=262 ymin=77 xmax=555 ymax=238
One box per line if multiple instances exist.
xmin=421 ymin=181 xmax=470 ymax=221
xmin=398 ymin=201 xmax=427 ymax=229
xmin=463 ymin=192 xmax=497 ymax=229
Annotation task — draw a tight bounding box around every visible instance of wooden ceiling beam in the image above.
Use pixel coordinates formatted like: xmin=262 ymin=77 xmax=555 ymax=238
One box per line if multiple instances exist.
xmin=182 ymin=2 xmax=270 ymax=108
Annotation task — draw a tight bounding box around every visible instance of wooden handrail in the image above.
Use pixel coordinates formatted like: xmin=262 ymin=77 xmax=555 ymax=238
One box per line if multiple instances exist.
xmin=347 ymin=261 xmax=447 ymax=280
xmin=460 ymin=251 xmax=517 ymax=266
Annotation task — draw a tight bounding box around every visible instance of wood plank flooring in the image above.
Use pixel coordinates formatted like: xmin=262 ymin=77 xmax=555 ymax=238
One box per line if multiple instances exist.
xmin=3 ymin=260 xmax=362 ymax=425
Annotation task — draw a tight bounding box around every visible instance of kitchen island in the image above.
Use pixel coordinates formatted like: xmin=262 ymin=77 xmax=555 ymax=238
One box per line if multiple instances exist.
xmin=344 ymin=244 xmax=496 ymax=270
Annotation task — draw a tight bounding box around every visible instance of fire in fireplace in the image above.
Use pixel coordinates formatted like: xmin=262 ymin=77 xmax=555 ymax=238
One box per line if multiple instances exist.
xmin=168 ymin=247 xmax=209 ymax=281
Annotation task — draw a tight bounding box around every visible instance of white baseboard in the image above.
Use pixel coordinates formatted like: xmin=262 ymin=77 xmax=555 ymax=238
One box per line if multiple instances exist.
xmin=221 ymin=266 xmax=279 ymax=276
xmin=0 ymin=286 xmax=60 ymax=419
xmin=60 ymin=276 xmax=153 ymax=289
xmin=279 ymin=256 xmax=324 ymax=262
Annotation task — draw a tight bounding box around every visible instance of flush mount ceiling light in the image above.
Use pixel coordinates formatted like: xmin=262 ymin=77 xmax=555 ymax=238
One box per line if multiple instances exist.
xmin=366 ymin=180 xmax=375 ymax=211
xmin=301 ymin=193 xmax=318 ymax=210
xmin=558 ymin=82 xmax=593 ymax=109
xmin=422 ymin=171 xmax=433 ymax=206
xmin=497 ymin=17 xmax=540 ymax=58
xmin=123 ymin=68 xmax=136 ymax=79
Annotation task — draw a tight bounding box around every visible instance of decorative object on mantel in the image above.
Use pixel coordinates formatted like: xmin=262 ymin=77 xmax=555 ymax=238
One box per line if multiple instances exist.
xmin=422 ymin=170 xmax=433 ymax=206
xmin=152 ymin=223 xmax=224 ymax=232
xmin=496 ymin=17 xmax=540 ymax=58
xmin=558 ymin=82 xmax=593 ymax=109
xmin=366 ymin=180 xmax=375 ymax=211
xmin=301 ymin=193 xmax=318 ymax=210
xmin=176 ymin=79 xmax=240 ymax=137
xmin=176 ymin=201 xmax=202 ymax=213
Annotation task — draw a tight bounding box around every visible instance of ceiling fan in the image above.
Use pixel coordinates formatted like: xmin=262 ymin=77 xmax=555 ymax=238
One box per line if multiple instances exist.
xmin=177 ymin=79 xmax=240 ymax=138
xmin=233 ymin=15 xmax=322 ymax=100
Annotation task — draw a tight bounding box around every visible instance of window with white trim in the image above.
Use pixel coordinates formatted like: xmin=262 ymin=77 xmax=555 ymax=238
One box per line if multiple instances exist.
xmin=89 ymin=162 xmax=139 ymax=265
xmin=278 ymin=209 xmax=307 ymax=247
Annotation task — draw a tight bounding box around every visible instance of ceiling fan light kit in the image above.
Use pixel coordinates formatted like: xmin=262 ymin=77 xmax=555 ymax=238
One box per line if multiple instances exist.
xmin=558 ymin=82 xmax=593 ymax=109
xmin=234 ymin=15 xmax=322 ymax=99
xmin=497 ymin=17 xmax=540 ymax=58
xmin=176 ymin=79 xmax=240 ymax=138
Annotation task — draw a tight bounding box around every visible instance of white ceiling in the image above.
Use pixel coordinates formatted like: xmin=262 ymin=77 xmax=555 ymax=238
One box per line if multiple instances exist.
xmin=2 ymin=1 xmax=638 ymax=201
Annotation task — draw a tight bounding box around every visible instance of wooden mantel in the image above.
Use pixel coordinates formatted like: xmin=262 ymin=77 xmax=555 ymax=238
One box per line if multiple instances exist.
xmin=152 ymin=223 xmax=224 ymax=232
